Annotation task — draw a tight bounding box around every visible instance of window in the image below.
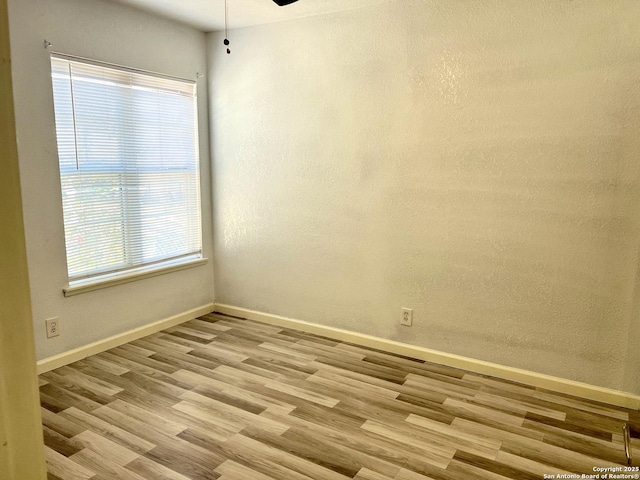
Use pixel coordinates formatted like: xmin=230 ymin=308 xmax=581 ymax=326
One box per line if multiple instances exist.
xmin=50 ymin=54 xmax=203 ymax=289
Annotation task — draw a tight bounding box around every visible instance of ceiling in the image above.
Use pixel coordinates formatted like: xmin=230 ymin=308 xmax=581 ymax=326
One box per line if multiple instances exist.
xmin=106 ymin=0 xmax=392 ymax=32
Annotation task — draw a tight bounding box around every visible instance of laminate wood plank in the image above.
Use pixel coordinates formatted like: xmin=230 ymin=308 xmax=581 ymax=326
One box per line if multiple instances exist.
xmin=403 ymin=377 xmax=477 ymax=401
xmin=215 ymin=362 xmax=286 ymax=384
xmin=129 ymin=336 xmax=196 ymax=358
xmin=217 ymin=324 xmax=288 ymax=345
xmin=137 ymin=334 xmax=195 ymax=354
xmin=462 ymin=373 xmax=537 ymax=397
xmin=218 ymin=326 xmax=305 ymax=350
xmin=93 ymin=405 xmax=227 ymax=478
xmin=73 ymin=429 xmax=140 ymax=465
xmin=312 ymin=355 xmax=409 ymax=385
xmin=306 ymin=369 xmax=400 ymax=399
xmin=160 ymin=328 xmax=215 ymax=345
xmin=150 ymin=350 xmax=222 ymax=373
xmin=43 ymin=425 xmax=84 ymax=457
xmin=532 ymin=390 xmax=630 ymax=420
xmin=187 ymin=317 xmax=233 ymax=332
xmin=225 ymin=351 xmax=313 ymax=386
xmin=143 ymin=445 xmax=221 ymax=480
xmin=90 ymin=404 xmax=188 ymax=448
xmin=242 ymin=354 xmax=317 ymax=379
xmin=58 ymin=370 xmax=123 ymax=397
xmin=44 ymin=446 xmax=95 ymax=480
xmin=444 ymin=457 xmax=513 ymax=480
xmin=190 ymin=342 xmax=250 ymax=363
xmin=171 ymin=369 xmax=296 ymax=413
xmin=178 ymin=390 xmax=290 ymax=434
xmin=260 ymin=407 xmax=427 ymax=478
xmin=208 ymin=316 xmax=283 ymax=336
xmin=523 ymin=415 xmax=624 ymax=450
xmin=332 ymin=394 xmax=433 ymax=427
xmin=258 ymin=341 xmax=318 ymax=363
xmin=500 ymin=438 xmax=623 ymax=473
xmin=263 ymin=379 xmax=339 ymax=407
xmin=39 ymin=383 xmax=104 ymax=413
xmin=190 ymin=384 xmax=266 ymax=414
xmin=223 ymin=433 xmax=352 ymax=480
xmin=206 ymin=331 xmax=263 ymax=349
xmin=260 ymin=411 xmax=410 ymax=478
xmin=119 ymin=370 xmax=187 ymax=400
xmin=354 ymin=467 xmax=394 ymax=480
xmin=41 ymin=407 xmax=86 ymax=438
xmin=277 ymin=327 xmax=341 ymax=345
xmin=105 ymin=376 xmax=183 ymax=412
xmin=450 ymin=417 xmax=544 ymax=446
xmin=40 ymin=391 xmax=69 ymax=413
xmin=100 ymin=349 xmax=179 ymax=375
xmin=107 ymin=398 xmax=188 ymax=436
xmin=79 ymin=355 xmax=130 ymax=375
xmin=395 ymin=393 xmax=453 ymax=417
xmin=166 ymin=325 xmax=217 ymax=341
xmin=475 ymin=391 xmax=567 ymax=421
xmin=125 ymin=456 xmax=193 ymax=480
xmin=168 ymin=406 xmax=241 ymax=442
xmin=279 ymin=425 xmax=401 ymax=479
xmin=240 ymin=425 xmax=363 ymax=477
xmin=184 ymin=318 xmax=230 ymax=333
xmin=493 ymin=450 xmax=575 ymax=477
xmin=405 ymin=414 xmax=502 ymax=459
xmin=523 ymin=412 xmax=613 ymax=440
xmin=308 ymin=361 xmax=411 ymax=395
xmin=565 ymin=408 xmax=628 ymax=434
xmin=66 ymin=361 xmax=132 ymax=390
xmin=476 ymin=385 xmax=622 ymax=420
xmin=443 ymin=397 xmax=526 ymax=427
xmin=180 ymin=348 xmax=245 ymax=370
xmin=159 ymin=332 xmax=216 ymax=350
xmin=393 ymin=469 xmax=438 ymax=480
xmin=59 ymin=407 xmax=155 ymax=455
xmin=360 ymin=420 xmax=455 ymax=469
xmin=215 ymin=448 xmax=317 ymax=480
xmin=406 ymin=371 xmax=483 ymax=392
xmin=175 ymin=426 xmax=237 ymax=453
xmin=449 ymin=450 xmax=540 ymax=480
xmin=541 ymin=430 xmax=627 ymax=464
xmin=214 ymin=460 xmax=279 ymax=480
xmin=41 ymin=371 xmax=114 ymax=406
xmin=169 ymin=400 xmax=246 ymax=433
xmin=116 ymin=343 xmax=156 ymax=357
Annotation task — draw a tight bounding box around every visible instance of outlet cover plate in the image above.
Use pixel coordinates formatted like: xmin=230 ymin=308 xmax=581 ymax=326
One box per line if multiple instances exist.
xmin=401 ymin=308 xmax=413 ymax=327
xmin=46 ymin=317 xmax=60 ymax=338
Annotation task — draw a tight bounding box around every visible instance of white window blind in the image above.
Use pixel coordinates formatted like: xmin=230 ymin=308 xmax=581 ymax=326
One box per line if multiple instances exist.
xmin=50 ymin=54 xmax=202 ymax=284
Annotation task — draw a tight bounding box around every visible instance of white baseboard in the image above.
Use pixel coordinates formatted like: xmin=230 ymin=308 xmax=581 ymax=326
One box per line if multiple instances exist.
xmin=37 ymin=303 xmax=215 ymax=374
xmin=214 ymin=303 xmax=640 ymax=410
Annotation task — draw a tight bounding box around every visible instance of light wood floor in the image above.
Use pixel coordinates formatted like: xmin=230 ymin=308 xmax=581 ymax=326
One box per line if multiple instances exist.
xmin=40 ymin=313 xmax=639 ymax=479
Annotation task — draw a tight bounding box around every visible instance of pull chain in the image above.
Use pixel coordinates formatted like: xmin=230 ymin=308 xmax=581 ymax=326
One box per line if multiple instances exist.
xmin=223 ymin=0 xmax=230 ymax=54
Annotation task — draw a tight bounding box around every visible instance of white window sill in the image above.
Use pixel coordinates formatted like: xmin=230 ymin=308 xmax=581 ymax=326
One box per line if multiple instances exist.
xmin=62 ymin=257 xmax=209 ymax=297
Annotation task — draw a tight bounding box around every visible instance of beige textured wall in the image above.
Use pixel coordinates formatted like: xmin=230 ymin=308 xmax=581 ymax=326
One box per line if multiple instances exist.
xmin=8 ymin=0 xmax=214 ymax=360
xmin=209 ymin=1 xmax=640 ymax=393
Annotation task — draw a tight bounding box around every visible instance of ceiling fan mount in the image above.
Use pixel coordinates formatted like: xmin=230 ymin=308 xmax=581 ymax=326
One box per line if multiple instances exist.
xmin=224 ymin=0 xmax=300 ymax=54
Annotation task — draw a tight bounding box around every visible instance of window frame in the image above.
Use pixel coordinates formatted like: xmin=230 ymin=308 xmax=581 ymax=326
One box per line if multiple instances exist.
xmin=49 ymin=53 xmax=207 ymax=295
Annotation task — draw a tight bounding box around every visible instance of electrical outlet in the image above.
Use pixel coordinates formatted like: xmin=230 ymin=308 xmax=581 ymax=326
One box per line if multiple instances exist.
xmin=401 ymin=308 xmax=413 ymax=327
xmin=46 ymin=317 xmax=60 ymax=338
